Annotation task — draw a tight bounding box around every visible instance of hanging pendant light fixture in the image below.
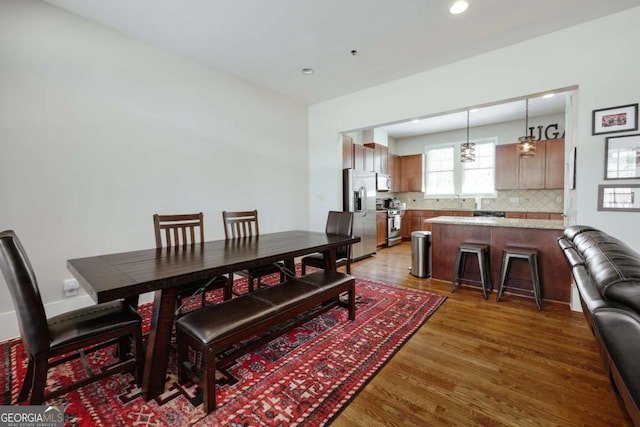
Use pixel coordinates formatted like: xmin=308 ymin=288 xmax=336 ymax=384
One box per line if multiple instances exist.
xmin=460 ymin=110 xmax=476 ymax=162
xmin=518 ymin=99 xmax=536 ymax=158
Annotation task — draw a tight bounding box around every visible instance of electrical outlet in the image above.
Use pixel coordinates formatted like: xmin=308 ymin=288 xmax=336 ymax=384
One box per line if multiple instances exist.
xmin=63 ymin=278 xmax=80 ymax=297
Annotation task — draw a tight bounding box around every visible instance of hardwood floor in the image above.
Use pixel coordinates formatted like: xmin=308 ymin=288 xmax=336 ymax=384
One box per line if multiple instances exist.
xmin=331 ymin=242 xmax=631 ymax=427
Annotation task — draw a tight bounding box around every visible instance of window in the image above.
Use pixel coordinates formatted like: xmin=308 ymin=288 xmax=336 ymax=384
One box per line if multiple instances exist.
xmin=425 ymin=139 xmax=496 ymax=197
xmin=425 ymin=146 xmax=454 ymax=195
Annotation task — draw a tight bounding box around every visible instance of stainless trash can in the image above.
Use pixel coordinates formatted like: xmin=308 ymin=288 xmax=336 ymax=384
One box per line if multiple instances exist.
xmin=410 ymin=231 xmax=431 ymax=278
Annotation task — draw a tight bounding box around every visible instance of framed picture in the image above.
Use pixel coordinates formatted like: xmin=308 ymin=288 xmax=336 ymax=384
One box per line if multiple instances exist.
xmin=592 ymin=103 xmax=638 ymax=135
xmin=598 ymin=184 xmax=640 ymax=212
xmin=605 ymin=133 xmax=640 ymax=179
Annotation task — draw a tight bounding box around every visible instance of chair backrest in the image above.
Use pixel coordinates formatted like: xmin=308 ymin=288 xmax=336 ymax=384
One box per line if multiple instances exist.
xmin=222 ymin=210 xmax=260 ymax=239
xmin=153 ymin=213 xmax=204 ymax=248
xmin=325 ymin=211 xmax=354 ymax=259
xmin=0 ymin=230 xmax=50 ymax=356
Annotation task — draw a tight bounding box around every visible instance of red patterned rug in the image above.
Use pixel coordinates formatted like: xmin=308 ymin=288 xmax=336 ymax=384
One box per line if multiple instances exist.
xmin=0 ymin=274 xmax=445 ymax=426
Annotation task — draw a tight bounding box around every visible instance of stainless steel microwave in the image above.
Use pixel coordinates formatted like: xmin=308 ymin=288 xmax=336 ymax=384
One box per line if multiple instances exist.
xmin=376 ymin=173 xmax=391 ymax=192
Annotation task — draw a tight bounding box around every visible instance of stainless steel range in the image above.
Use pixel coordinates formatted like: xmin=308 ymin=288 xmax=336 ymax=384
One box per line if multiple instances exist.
xmin=387 ymin=209 xmax=402 ymax=246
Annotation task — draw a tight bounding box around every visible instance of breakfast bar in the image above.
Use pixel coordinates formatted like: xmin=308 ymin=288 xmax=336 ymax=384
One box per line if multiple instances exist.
xmin=426 ymin=216 xmax=571 ymax=303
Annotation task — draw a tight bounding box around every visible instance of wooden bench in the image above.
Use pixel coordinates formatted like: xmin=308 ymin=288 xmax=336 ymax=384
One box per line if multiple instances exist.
xmin=175 ymin=270 xmax=356 ymax=413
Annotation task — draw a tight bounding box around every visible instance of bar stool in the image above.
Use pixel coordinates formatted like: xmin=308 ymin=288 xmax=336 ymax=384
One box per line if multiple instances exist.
xmin=496 ymin=247 xmax=542 ymax=310
xmin=451 ymin=243 xmax=491 ymax=299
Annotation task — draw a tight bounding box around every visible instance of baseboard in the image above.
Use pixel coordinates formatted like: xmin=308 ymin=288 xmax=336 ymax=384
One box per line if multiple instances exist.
xmin=0 ymin=292 xmax=155 ymax=342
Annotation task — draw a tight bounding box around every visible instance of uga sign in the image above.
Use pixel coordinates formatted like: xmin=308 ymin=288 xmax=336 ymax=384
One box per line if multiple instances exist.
xmin=528 ymin=123 xmax=565 ymax=140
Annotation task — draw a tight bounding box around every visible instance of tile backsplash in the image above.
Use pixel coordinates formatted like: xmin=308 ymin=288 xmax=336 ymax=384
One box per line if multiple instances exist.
xmin=396 ymin=189 xmax=564 ymax=213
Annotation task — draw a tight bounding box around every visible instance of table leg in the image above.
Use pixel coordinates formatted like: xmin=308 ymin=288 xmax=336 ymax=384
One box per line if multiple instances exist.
xmin=322 ymin=248 xmax=337 ymax=270
xmin=284 ymin=258 xmax=296 ymax=279
xmin=142 ymin=287 xmax=177 ymax=400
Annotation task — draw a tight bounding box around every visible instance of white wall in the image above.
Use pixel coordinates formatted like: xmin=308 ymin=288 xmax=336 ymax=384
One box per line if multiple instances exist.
xmin=309 ymin=7 xmax=640 ymax=252
xmin=0 ymin=0 xmax=308 ymax=335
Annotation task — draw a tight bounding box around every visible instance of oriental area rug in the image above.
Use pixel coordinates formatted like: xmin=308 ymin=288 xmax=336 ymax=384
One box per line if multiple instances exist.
xmin=0 ymin=274 xmax=446 ymax=426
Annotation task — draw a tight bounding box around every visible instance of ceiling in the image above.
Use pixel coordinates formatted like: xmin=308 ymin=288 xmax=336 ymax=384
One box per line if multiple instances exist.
xmin=378 ymin=91 xmax=570 ymax=138
xmin=43 ymin=0 xmax=640 ymax=107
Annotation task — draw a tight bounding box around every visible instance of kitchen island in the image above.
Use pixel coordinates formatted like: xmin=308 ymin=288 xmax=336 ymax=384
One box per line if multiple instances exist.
xmin=426 ymin=216 xmax=571 ymax=303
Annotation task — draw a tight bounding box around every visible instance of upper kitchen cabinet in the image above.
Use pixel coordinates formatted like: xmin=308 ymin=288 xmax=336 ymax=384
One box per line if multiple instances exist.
xmin=364 ymin=143 xmax=388 ymax=174
xmin=349 ymin=143 xmax=375 ymax=171
xmin=342 ymin=135 xmax=354 ymax=170
xmin=519 ymin=141 xmax=546 ymax=189
xmin=400 ymin=154 xmax=424 ymax=192
xmin=495 ymin=139 xmax=564 ymax=190
xmin=388 ymin=153 xmax=401 ymax=192
xmin=495 ymin=143 xmax=519 ymax=190
xmin=544 ymin=138 xmax=565 ymax=189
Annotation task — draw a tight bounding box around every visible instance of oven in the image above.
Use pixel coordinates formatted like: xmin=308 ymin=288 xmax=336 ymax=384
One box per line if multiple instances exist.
xmin=387 ymin=209 xmax=402 ymax=246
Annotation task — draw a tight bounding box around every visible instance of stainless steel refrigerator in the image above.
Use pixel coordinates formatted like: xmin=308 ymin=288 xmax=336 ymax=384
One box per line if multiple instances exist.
xmin=343 ymin=169 xmax=377 ymax=261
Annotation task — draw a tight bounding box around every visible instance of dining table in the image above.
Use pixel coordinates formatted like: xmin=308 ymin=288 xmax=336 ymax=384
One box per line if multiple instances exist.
xmin=66 ymin=230 xmax=360 ymax=400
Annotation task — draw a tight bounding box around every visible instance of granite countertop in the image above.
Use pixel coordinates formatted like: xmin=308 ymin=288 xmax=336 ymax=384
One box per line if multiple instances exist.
xmin=425 ymin=216 xmax=565 ymax=230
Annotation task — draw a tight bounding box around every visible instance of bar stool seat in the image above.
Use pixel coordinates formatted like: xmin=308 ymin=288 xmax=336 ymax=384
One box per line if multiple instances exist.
xmin=451 ymin=243 xmax=491 ymax=299
xmin=496 ymin=247 xmax=542 ymax=310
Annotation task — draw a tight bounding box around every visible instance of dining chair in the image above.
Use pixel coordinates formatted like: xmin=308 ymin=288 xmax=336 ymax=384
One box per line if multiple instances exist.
xmin=301 ymin=211 xmax=354 ymax=275
xmin=154 ymin=213 xmax=231 ymax=312
xmin=222 ymin=210 xmax=286 ymax=293
xmin=0 ymin=230 xmax=144 ymax=405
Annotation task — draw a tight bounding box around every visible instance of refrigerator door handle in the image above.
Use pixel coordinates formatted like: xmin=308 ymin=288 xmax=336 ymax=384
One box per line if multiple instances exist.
xmin=361 ymin=186 xmax=367 ymax=217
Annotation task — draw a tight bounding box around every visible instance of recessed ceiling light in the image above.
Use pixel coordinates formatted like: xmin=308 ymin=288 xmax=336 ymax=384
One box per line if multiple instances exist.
xmin=449 ymin=1 xmax=469 ymax=15
xmin=542 ymin=93 xmax=555 ymax=99
xmin=301 ymin=68 xmax=315 ymax=75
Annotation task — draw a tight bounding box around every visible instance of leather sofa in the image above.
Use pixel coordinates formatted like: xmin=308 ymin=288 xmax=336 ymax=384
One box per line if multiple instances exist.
xmin=558 ymin=225 xmax=640 ymax=426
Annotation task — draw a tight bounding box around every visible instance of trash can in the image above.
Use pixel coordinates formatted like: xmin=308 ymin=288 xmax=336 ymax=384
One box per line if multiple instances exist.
xmin=410 ymin=231 xmax=431 ymax=278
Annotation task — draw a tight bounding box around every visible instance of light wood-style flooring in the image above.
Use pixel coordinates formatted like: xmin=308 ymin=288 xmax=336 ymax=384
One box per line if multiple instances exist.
xmin=331 ymin=242 xmax=631 ymax=427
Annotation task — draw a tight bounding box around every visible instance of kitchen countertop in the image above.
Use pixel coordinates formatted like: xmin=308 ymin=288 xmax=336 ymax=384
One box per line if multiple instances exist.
xmin=425 ymin=215 xmax=565 ymax=230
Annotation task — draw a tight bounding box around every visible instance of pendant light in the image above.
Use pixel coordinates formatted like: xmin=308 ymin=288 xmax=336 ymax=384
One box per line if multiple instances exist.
xmin=518 ymin=99 xmax=536 ymax=158
xmin=460 ymin=110 xmax=476 ymax=162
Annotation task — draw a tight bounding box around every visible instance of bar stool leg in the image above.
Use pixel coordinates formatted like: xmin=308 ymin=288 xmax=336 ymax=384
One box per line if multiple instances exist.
xmin=496 ymin=252 xmax=510 ymax=303
xmin=451 ymin=250 xmax=463 ymax=293
xmin=529 ymin=254 xmax=542 ymax=311
xmin=477 ymin=250 xmax=489 ymax=300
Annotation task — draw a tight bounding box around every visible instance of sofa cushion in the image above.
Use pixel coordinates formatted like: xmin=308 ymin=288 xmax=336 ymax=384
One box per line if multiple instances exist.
xmin=572 ymin=230 xmax=640 ymax=313
xmin=592 ymin=308 xmax=640 ymax=425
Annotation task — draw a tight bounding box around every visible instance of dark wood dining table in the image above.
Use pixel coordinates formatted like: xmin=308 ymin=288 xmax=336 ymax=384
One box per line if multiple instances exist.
xmin=66 ymin=230 xmax=360 ymax=400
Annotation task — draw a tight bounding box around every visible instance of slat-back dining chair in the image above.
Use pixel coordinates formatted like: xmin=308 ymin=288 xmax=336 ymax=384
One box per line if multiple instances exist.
xmin=301 ymin=211 xmax=354 ymax=275
xmin=0 ymin=230 xmax=144 ymax=405
xmin=222 ymin=210 xmax=286 ymax=293
xmin=154 ymin=213 xmax=230 ymax=313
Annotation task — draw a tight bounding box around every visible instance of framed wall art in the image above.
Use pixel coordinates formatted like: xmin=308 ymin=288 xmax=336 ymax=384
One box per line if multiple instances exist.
xmin=605 ymin=133 xmax=640 ymax=179
xmin=598 ymin=184 xmax=640 ymax=212
xmin=592 ymin=103 xmax=638 ymax=135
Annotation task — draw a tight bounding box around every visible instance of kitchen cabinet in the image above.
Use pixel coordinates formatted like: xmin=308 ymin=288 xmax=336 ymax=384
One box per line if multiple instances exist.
xmin=506 ymin=212 xmax=563 ymax=219
xmin=351 ymin=144 xmax=374 ymax=171
xmin=388 ymin=153 xmax=401 ymax=192
xmin=519 ymin=141 xmax=546 ymax=189
xmin=402 ymin=210 xmax=457 ymax=238
xmin=342 ymin=135 xmax=354 ymax=170
xmin=364 ymin=146 xmax=374 ymax=172
xmin=544 ymin=138 xmax=565 ymax=189
xmin=400 ymin=154 xmax=424 ymax=192
xmin=525 ymin=212 xmax=550 ymax=219
xmin=495 ymin=144 xmax=519 ymax=190
xmin=505 ymin=212 xmax=526 ymax=219
xmin=364 ymin=143 xmax=389 ymax=174
xmin=352 ymin=144 xmax=364 ymax=170
xmin=495 ymin=139 xmax=565 ymax=190
xmin=376 ymin=212 xmax=387 ymax=247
